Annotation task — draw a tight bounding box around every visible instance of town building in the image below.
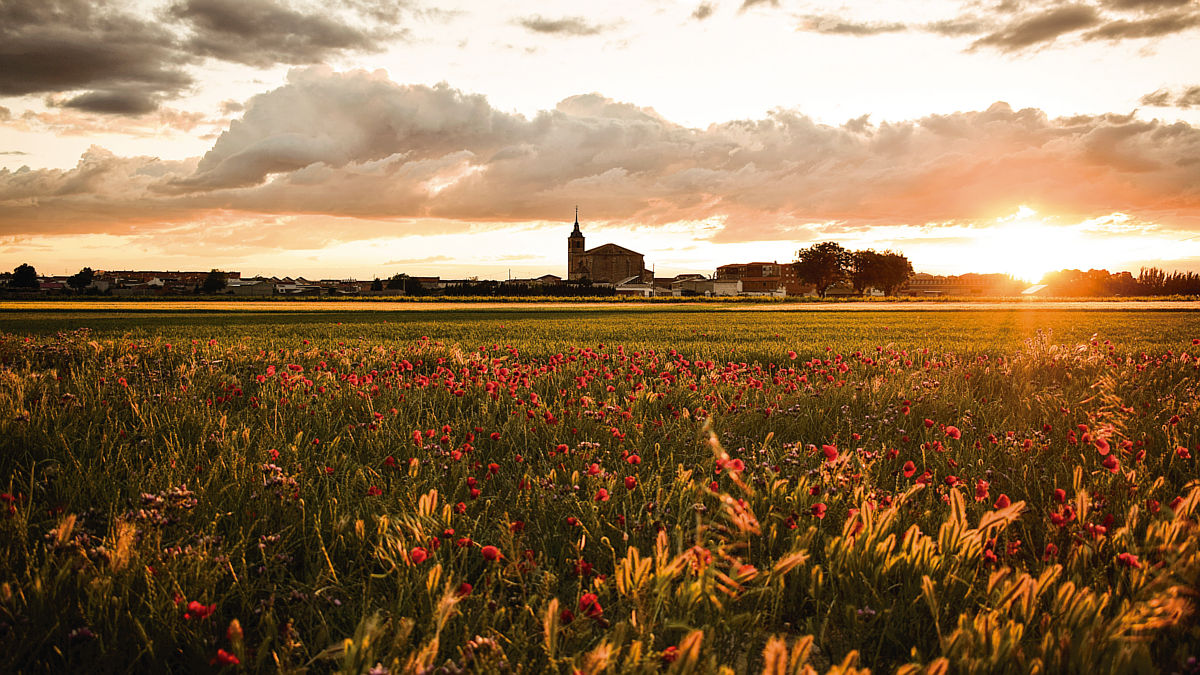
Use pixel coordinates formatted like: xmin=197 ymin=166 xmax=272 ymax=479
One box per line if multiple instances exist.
xmin=716 ymin=262 xmax=789 ymax=295
xmin=567 ymin=209 xmax=651 ymax=284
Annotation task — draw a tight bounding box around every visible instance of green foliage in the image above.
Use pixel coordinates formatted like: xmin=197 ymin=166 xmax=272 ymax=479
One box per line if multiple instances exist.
xmin=67 ymin=268 xmax=95 ymax=291
xmin=201 ymin=270 xmax=228 ymax=294
xmin=9 ymin=263 xmax=39 ymax=290
xmin=0 ymin=310 xmax=1198 ymax=672
xmin=793 ymin=243 xmax=853 ymax=297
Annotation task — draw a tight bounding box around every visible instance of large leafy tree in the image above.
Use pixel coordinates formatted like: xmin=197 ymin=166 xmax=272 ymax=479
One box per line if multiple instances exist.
xmin=793 ymin=242 xmax=853 ymax=298
xmin=67 ymin=267 xmax=95 ymax=291
xmin=875 ymin=251 xmax=914 ymax=295
xmin=850 ymin=250 xmax=884 ymax=294
xmin=10 ymin=263 xmax=39 ymax=289
xmin=201 ymin=269 xmax=228 ymax=294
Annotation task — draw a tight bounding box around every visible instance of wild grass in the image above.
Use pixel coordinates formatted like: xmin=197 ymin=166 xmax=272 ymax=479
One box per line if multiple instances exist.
xmin=0 ymin=309 xmax=1197 ymax=673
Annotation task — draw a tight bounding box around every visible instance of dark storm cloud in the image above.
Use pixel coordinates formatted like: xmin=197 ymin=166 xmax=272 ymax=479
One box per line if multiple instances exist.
xmin=0 ymin=0 xmax=193 ymax=109
xmin=1141 ymin=86 xmax=1200 ymax=108
xmin=970 ymin=4 xmax=1101 ymax=50
xmin=168 ymin=0 xmax=407 ymax=67
xmin=798 ymin=14 xmax=907 ymax=36
xmin=0 ymin=0 xmax=416 ymax=116
xmin=515 ymin=15 xmax=612 ymax=36
xmin=692 ymin=3 xmax=715 ymax=21
xmin=59 ymin=89 xmax=165 ymax=115
xmin=5 ymin=68 xmax=1200 ymax=241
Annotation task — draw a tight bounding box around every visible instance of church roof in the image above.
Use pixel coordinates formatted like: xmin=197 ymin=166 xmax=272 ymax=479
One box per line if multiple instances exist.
xmin=585 ymin=243 xmax=643 ymax=256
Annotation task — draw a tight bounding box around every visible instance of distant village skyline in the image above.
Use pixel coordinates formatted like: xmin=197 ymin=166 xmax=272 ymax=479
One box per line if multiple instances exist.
xmin=3 ymin=1 xmax=1200 ymax=279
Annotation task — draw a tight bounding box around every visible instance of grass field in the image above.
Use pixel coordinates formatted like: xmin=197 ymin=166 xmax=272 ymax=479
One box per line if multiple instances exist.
xmin=1 ymin=307 xmax=1198 ymax=673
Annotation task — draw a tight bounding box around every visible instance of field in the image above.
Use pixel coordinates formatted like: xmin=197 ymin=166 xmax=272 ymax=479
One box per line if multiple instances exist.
xmin=1 ymin=307 xmax=1198 ymax=674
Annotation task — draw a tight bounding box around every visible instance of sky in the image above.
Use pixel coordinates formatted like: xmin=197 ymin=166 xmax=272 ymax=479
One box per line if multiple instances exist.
xmin=2 ymin=0 xmax=1200 ymax=283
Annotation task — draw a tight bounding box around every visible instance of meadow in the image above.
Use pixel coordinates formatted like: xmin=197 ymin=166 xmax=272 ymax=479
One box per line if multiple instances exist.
xmin=0 ymin=307 xmax=1197 ymax=673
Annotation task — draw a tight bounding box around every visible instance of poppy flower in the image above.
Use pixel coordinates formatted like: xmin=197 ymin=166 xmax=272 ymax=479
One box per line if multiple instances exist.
xmin=924 ymin=418 xmax=935 ymax=428
xmin=945 ymin=426 xmax=961 ymax=440
xmin=902 ymin=461 xmax=916 ymax=478
xmin=624 ymin=476 xmax=637 ymax=490
xmin=579 ymin=593 xmax=603 ymax=618
xmin=594 ymin=488 xmax=610 ymax=502
xmin=974 ymin=479 xmax=989 ymax=502
xmin=1102 ymin=455 xmax=1119 ymax=473
xmin=210 ymin=649 xmax=240 ymax=666
xmin=1116 ymin=552 xmax=1142 ymax=569
xmin=822 ymin=445 xmax=838 ymax=463
xmin=662 ymin=646 xmax=680 ymax=663
xmin=811 ymin=503 xmax=827 ymax=519
xmin=456 ymin=582 xmax=473 ymax=597
xmin=366 ymin=486 xmax=382 ymax=497
xmin=993 ymin=494 xmax=1011 ymax=509
xmin=481 ymin=545 xmax=502 ymax=561
xmin=185 ymin=601 xmax=216 ymax=620
xmin=1053 ymin=488 xmax=1066 ymax=504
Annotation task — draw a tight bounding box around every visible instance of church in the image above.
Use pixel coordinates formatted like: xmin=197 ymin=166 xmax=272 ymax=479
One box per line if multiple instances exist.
xmin=567 ymin=209 xmax=652 ymax=284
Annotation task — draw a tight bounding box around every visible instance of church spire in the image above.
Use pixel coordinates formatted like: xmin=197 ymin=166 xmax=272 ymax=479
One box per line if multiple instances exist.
xmin=572 ymin=206 xmax=581 ymax=235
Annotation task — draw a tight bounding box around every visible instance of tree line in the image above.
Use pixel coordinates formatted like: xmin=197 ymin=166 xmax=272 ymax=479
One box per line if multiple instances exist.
xmin=792 ymin=242 xmax=914 ymax=297
xmin=1040 ymin=268 xmax=1200 ymax=296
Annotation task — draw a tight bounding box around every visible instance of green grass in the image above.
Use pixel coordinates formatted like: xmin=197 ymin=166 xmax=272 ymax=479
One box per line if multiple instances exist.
xmin=0 ymin=308 xmax=1197 ymax=673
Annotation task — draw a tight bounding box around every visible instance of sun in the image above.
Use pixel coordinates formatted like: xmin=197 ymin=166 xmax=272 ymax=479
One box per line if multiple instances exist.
xmin=973 ymin=207 xmax=1079 ymax=283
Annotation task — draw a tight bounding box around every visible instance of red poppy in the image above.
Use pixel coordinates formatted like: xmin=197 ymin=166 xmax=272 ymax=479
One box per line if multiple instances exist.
xmin=974 ymin=479 xmax=989 ymax=502
xmin=579 ymin=593 xmax=603 ymax=618
xmin=624 ymin=476 xmax=637 ymax=490
xmin=945 ymin=426 xmax=961 ymax=440
xmin=410 ymin=547 xmax=428 ymax=564
xmin=822 ymin=445 xmax=838 ymax=463
xmin=1053 ymin=488 xmax=1066 ymax=503
xmin=594 ymin=488 xmax=610 ymax=502
xmin=811 ymin=503 xmax=827 ymax=519
xmin=1116 ymin=552 xmax=1142 ymax=569
xmin=481 ymin=545 xmax=502 ymax=561
xmin=993 ymin=494 xmax=1011 ymax=509
xmin=210 ymin=649 xmax=240 ymax=666
xmin=366 ymin=486 xmax=382 ymax=497
xmin=1102 ymin=455 xmax=1119 ymax=473
xmin=662 ymin=646 xmax=680 ymax=663
xmin=456 ymin=582 xmax=473 ymax=597
xmin=924 ymin=418 xmax=935 ymax=428
xmin=902 ymin=461 xmax=916 ymax=477
xmin=185 ymin=601 xmax=216 ymax=620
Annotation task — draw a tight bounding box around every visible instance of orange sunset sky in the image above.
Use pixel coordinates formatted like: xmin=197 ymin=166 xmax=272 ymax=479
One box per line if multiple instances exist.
xmin=2 ymin=0 xmax=1200 ymax=282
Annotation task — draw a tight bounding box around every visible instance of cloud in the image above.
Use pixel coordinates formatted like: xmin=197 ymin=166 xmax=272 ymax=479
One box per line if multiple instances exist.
xmin=1082 ymin=8 xmax=1200 ymax=39
xmin=970 ymin=4 xmax=1101 ymax=51
xmin=0 ymin=151 xmax=29 ymax=156
xmin=383 ymin=255 xmax=453 ymax=264
xmin=739 ymin=0 xmax=778 ymax=11
xmin=1141 ymin=85 xmax=1200 ymax=108
xmin=798 ymin=15 xmax=907 ymax=36
xmin=783 ymin=1 xmax=1200 ymax=51
xmin=168 ymin=0 xmax=408 ymax=67
xmin=515 ymin=15 xmax=613 ymax=36
xmin=4 ymin=68 xmax=1200 ymax=245
xmin=0 ymin=0 xmax=417 ymax=117
xmin=692 ymin=3 xmax=715 ymax=21
xmin=0 ymin=0 xmax=192 ymax=112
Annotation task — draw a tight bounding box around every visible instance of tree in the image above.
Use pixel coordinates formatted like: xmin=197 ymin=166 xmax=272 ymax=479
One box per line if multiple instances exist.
xmin=875 ymin=251 xmax=914 ymax=295
xmin=68 ymin=267 xmax=95 ymax=291
xmin=10 ymin=263 xmax=39 ymax=289
xmin=793 ymin=242 xmax=852 ymax=298
xmin=370 ymin=277 xmax=383 ymax=291
xmin=386 ymin=273 xmax=424 ymax=295
xmin=201 ymin=269 xmax=228 ymax=294
xmin=850 ymin=250 xmax=885 ymax=295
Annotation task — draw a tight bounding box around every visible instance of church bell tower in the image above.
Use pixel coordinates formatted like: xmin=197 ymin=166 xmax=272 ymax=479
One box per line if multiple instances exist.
xmin=567 ymin=206 xmax=585 ymax=280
